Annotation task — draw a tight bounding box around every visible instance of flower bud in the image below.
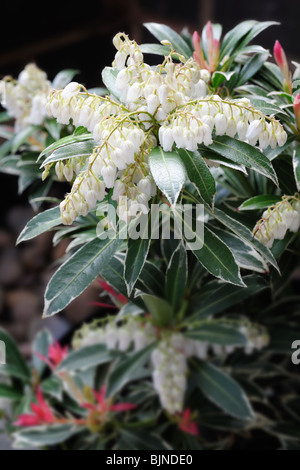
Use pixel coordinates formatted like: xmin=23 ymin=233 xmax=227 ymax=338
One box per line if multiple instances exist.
xmin=61 ymin=82 xmax=81 ymax=100
xmin=294 ymin=93 xmax=300 ymax=130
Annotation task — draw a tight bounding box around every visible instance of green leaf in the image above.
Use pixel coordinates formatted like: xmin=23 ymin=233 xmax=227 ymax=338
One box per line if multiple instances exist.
xmin=212 ymin=71 xmax=236 ymax=88
xmin=179 ymin=211 xmax=244 ymax=287
xmin=144 ymin=22 xmax=192 ymax=58
xmin=190 ymin=274 xmax=268 ymax=319
xmin=107 ymin=342 xmax=156 ymax=397
xmin=43 ymin=231 xmax=124 ymax=317
xmin=52 ymin=69 xmax=79 ymax=89
xmin=0 ymin=111 xmax=10 ymax=123
xmin=32 ymin=329 xmax=53 ymax=377
xmin=57 ymin=344 xmax=111 ymax=371
xmin=184 ymin=322 xmax=247 ymax=345
xmin=194 ymin=361 xmax=254 ymax=420
xmin=212 ymin=228 xmax=269 ymax=273
xmin=220 ymin=20 xmax=257 ymax=59
xmin=17 ymin=206 xmax=61 ymax=244
xmin=41 ymin=140 xmax=96 ymax=167
xmin=18 ymin=173 xmax=36 ymax=194
xmin=13 ymin=424 xmax=82 ymax=448
xmin=267 ymin=422 xmax=300 ymax=441
xmin=41 ymin=376 xmax=63 ymax=401
xmin=136 ymin=260 xmax=165 ymax=297
xmin=177 ymin=148 xmax=215 ymax=204
xmin=206 ymin=136 xmax=278 ymax=185
xmin=239 ymin=195 xmax=282 ymax=211
xmin=0 ymin=384 xmax=23 ymax=400
xmin=38 ymin=133 xmax=93 ymax=160
xmin=238 ymin=21 xmax=279 ymax=53
xmin=0 ymin=155 xmax=20 ymax=175
xmin=140 ymin=294 xmax=173 ymax=327
xmin=140 ymin=43 xmax=171 ymax=56
xmin=203 ymin=203 xmax=279 ymax=272
xmin=267 ymin=327 xmax=300 ymax=354
xmin=165 ymin=242 xmax=187 ymax=312
xmin=124 ymin=225 xmax=151 ymax=296
xmin=149 ymin=147 xmax=186 ymax=205
xmin=237 ymin=52 xmax=269 ymax=86
xmin=293 ymin=146 xmax=300 ymax=191
xmin=263 ymin=135 xmax=294 ymax=162
xmin=0 ymin=328 xmax=31 ymax=381
xmin=11 ymin=125 xmax=37 ymax=153
xmin=248 ymin=96 xmax=285 ymax=117
xmin=119 ymin=429 xmax=172 ymax=450
xmin=101 ymin=67 xmax=122 ymax=101
xmin=100 ymin=254 xmax=128 ymax=298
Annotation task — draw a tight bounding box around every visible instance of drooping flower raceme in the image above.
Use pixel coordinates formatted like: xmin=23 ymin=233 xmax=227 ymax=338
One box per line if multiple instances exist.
xmin=253 ymin=196 xmax=300 ymax=248
xmin=73 ymin=317 xmax=268 ymax=415
xmin=0 ymin=63 xmax=52 ymax=131
xmin=45 ymin=33 xmax=287 ymax=225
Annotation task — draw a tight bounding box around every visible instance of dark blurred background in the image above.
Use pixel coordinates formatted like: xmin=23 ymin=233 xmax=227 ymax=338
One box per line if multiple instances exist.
xmin=0 ymin=0 xmax=299 ymax=352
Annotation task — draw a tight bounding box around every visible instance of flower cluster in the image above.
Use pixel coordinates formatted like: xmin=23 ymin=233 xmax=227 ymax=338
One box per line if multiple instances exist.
xmin=113 ymin=32 xmax=209 ymax=121
xmin=253 ymin=196 xmax=300 ymax=248
xmin=47 ymin=81 xmax=157 ymax=224
xmin=45 ymin=32 xmax=287 ymax=225
xmin=0 ymin=63 xmax=52 ymax=131
xmin=151 ymin=333 xmax=188 ymax=414
xmin=73 ymin=318 xmax=268 ymax=414
xmin=73 ymin=317 xmax=156 ymax=352
xmin=159 ymin=95 xmax=287 ymax=152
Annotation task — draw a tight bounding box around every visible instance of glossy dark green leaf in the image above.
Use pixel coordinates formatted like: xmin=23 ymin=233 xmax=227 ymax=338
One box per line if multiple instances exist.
xmin=140 ymin=294 xmax=173 ymax=326
xmin=293 ymin=146 xmax=300 ymax=191
xmin=213 ymin=228 xmax=268 ymax=273
xmin=177 ymin=148 xmax=215 ymax=204
xmin=184 ymin=322 xmax=247 ymax=345
xmin=52 ymin=69 xmax=79 ymax=89
xmin=119 ymin=429 xmax=172 ymax=450
xmin=57 ymin=344 xmax=111 ymax=371
xmin=237 ymin=52 xmax=269 ymax=86
xmin=38 ymin=133 xmax=93 ymax=160
xmin=239 ymin=195 xmax=282 ymax=211
xmin=180 ymin=215 xmax=244 ymax=287
xmin=140 ymin=43 xmax=171 ymax=56
xmin=136 ymin=260 xmax=165 ymax=297
xmin=0 ymin=328 xmax=30 ymax=381
xmin=165 ymin=242 xmax=187 ymax=312
xmin=149 ymin=147 xmax=186 ymax=206
xmin=203 ymin=204 xmax=279 ymax=272
xmin=11 ymin=125 xmax=37 ymax=153
xmin=207 ymin=136 xmax=278 ymax=185
xmin=41 ymin=140 xmax=96 ymax=167
xmin=220 ymin=20 xmax=257 ymax=59
xmin=32 ymin=329 xmax=53 ymax=377
xmin=124 ymin=224 xmax=151 ymax=295
xmin=190 ymin=274 xmax=268 ymax=319
xmin=144 ymin=22 xmax=192 ymax=58
xmin=0 ymin=384 xmax=23 ymax=400
xmin=107 ymin=342 xmax=156 ymax=397
xmin=194 ymin=361 xmax=254 ymax=420
xmin=43 ymin=230 xmax=125 ymax=317
xmin=17 ymin=206 xmax=61 ymax=244
xmin=13 ymin=424 xmax=82 ymax=448
xmin=101 ymin=67 xmax=122 ymax=101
